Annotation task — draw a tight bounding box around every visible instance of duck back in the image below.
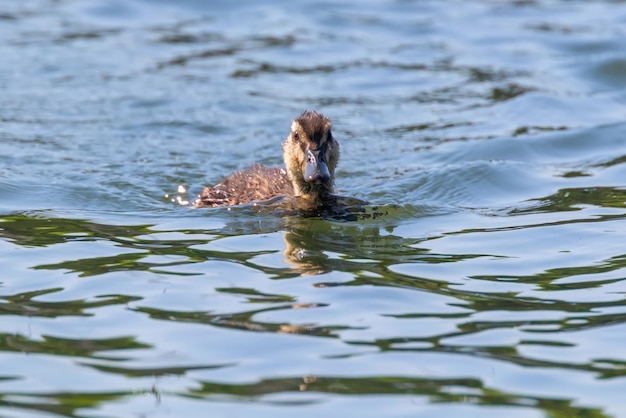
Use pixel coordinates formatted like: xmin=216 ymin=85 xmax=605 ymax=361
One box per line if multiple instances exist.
xmin=194 ymin=164 xmax=293 ymax=208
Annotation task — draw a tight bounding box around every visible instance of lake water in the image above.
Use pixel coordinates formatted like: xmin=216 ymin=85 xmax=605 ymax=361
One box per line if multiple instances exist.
xmin=2 ymin=0 xmax=626 ymax=417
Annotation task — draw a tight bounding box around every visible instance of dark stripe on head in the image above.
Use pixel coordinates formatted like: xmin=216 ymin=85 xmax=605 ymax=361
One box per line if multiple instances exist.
xmin=294 ymin=111 xmax=332 ymax=147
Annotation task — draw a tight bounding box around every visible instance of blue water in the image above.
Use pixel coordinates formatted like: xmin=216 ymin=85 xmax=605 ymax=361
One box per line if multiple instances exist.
xmin=2 ymin=1 xmax=626 ymax=417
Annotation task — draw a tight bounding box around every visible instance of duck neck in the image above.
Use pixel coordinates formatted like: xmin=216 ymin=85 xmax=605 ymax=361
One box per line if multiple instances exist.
xmin=292 ymin=178 xmax=333 ymax=201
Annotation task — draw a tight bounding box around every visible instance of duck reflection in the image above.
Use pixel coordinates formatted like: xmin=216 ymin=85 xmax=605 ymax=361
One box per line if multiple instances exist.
xmin=280 ymin=214 xmax=385 ymax=277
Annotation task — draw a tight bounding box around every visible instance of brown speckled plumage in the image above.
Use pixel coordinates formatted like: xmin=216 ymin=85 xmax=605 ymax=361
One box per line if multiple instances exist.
xmin=195 ymin=165 xmax=293 ymax=207
xmin=194 ymin=111 xmax=340 ymax=208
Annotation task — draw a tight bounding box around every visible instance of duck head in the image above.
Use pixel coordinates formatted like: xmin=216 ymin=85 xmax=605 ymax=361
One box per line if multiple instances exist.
xmin=283 ymin=111 xmax=340 ymax=201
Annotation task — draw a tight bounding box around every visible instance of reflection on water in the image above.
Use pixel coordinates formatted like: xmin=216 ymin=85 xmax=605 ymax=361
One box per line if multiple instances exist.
xmin=513 ymin=187 xmax=626 ymax=214
xmin=2 ymin=185 xmax=626 ymax=415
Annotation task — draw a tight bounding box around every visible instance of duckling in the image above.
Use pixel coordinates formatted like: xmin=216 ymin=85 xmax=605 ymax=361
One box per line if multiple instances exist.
xmin=194 ymin=111 xmax=343 ymax=209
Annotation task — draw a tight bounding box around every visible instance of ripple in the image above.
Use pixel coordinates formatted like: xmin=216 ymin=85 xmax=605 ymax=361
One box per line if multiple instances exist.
xmin=3 ymin=1 xmax=626 ymax=417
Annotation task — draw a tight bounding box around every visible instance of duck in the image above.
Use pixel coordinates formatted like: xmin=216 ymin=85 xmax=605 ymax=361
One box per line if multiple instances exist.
xmin=194 ymin=111 xmax=356 ymax=211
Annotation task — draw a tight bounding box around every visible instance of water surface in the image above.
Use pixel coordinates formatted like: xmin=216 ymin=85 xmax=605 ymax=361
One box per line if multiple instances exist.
xmin=2 ymin=0 xmax=626 ymax=417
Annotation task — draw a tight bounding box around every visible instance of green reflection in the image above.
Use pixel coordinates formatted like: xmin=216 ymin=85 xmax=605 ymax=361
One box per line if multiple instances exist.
xmin=0 ymin=214 xmax=283 ymax=278
xmin=489 ymin=83 xmax=532 ymax=102
xmin=471 ymin=254 xmax=626 ymax=292
xmin=513 ymin=186 xmax=626 ymax=214
xmin=0 ymin=391 xmax=130 ymax=418
xmin=185 ymin=375 xmax=608 ymax=418
xmin=215 ymin=287 xmax=296 ymax=303
xmin=0 ymin=288 xmax=140 ymax=318
xmin=81 ymin=362 xmax=234 ymax=378
xmin=0 ymin=214 xmax=154 ymax=247
xmin=0 ymin=374 xmax=611 ymax=418
xmin=132 ymin=304 xmax=357 ymax=337
xmin=0 ymin=333 xmax=148 ymax=358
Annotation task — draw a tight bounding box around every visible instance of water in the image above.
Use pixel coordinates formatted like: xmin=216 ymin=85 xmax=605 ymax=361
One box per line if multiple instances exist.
xmin=2 ymin=0 xmax=626 ymax=417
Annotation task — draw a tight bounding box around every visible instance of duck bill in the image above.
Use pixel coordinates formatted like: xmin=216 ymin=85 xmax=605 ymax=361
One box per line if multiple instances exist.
xmin=303 ymin=148 xmax=330 ymax=184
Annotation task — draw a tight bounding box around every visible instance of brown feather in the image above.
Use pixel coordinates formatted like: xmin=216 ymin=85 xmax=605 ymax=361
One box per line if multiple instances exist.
xmin=195 ymin=165 xmax=292 ymax=207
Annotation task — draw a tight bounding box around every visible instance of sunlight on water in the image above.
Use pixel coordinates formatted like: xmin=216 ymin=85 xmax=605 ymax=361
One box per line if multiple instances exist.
xmin=164 ymin=184 xmax=190 ymax=206
xmin=2 ymin=1 xmax=626 ymax=417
